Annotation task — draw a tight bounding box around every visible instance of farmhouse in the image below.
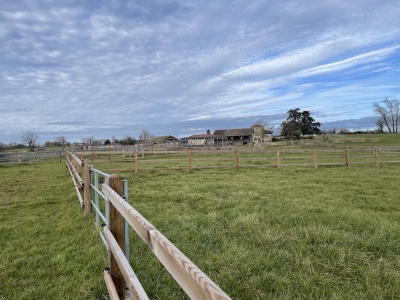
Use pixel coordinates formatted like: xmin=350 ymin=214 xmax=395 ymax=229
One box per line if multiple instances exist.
xmin=213 ymin=125 xmax=272 ymax=145
xmin=136 ymin=135 xmax=180 ymax=148
xmin=180 ymin=134 xmax=228 ymax=147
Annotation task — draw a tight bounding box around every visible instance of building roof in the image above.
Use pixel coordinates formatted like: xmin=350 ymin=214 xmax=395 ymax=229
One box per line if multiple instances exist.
xmin=213 ymin=128 xmax=253 ymax=137
xmin=136 ymin=135 xmax=179 ymax=145
xmin=184 ymin=134 xmax=223 ymax=139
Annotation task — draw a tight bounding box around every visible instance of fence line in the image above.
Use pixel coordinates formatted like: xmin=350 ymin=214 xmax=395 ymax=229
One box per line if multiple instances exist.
xmin=66 ymin=155 xmax=231 ymax=299
xmin=77 ymin=148 xmax=400 ymax=174
xmin=0 ymin=150 xmax=66 ymax=164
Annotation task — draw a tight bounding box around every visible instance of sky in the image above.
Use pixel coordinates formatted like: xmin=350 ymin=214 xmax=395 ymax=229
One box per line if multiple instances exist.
xmin=1 ymin=0 xmax=399 ymax=144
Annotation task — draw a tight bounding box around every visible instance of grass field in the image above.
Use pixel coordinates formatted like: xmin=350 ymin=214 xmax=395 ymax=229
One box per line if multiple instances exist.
xmin=1 ymin=147 xmax=400 ymax=299
xmin=121 ymin=165 xmax=400 ymax=299
xmin=0 ymin=162 xmax=107 ymax=299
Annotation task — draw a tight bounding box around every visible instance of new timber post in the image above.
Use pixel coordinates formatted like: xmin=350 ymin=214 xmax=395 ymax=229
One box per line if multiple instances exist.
xmin=107 ymin=174 xmax=126 ymax=299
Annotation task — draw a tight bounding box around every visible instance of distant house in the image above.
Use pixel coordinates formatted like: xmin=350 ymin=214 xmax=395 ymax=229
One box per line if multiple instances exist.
xmin=106 ymin=143 xmax=122 ymax=150
xmin=136 ymin=136 xmax=180 ymax=148
xmin=213 ymin=125 xmax=272 ymax=145
xmin=181 ymin=134 xmax=228 ymax=147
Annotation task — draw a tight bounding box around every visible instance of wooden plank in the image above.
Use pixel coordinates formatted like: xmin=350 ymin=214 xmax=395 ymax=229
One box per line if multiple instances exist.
xmin=103 ymin=227 xmax=149 ymax=300
xmin=188 ymin=150 xmax=192 ymax=172
xmin=276 ymin=150 xmax=280 ymax=169
xmin=107 ymin=175 xmax=126 ymax=299
xmin=104 ymin=269 xmax=121 ymax=300
xmin=83 ymin=159 xmax=90 ymax=216
xmin=66 ymin=156 xmax=84 ymax=188
xmin=66 ymin=162 xmax=84 ymax=207
xmin=235 ymin=150 xmax=239 ymax=171
xmin=134 ymin=151 xmax=138 ymax=174
xmin=313 ymin=150 xmax=317 ymax=169
xmin=67 ymin=151 xmax=83 ymax=166
xmin=102 ymin=184 xmax=232 ymax=300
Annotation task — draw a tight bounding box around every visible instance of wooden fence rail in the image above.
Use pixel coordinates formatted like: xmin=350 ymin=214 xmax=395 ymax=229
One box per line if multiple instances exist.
xmin=102 ymin=182 xmax=232 ymax=300
xmin=86 ymin=148 xmax=400 ymax=174
xmin=66 ymin=155 xmax=231 ymax=299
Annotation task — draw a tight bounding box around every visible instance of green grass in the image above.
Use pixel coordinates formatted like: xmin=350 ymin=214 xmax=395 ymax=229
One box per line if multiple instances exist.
xmin=0 ymin=163 xmax=107 ymax=299
xmin=1 ymin=153 xmax=400 ymax=299
xmin=119 ymin=165 xmax=400 ymax=299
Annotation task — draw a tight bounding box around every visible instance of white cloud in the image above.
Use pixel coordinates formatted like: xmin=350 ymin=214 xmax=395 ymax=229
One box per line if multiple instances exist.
xmin=0 ymin=0 xmax=400 ymax=143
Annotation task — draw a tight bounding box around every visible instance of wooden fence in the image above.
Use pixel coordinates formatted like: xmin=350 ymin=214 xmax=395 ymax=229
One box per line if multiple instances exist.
xmin=0 ymin=150 xmax=65 ymax=164
xmin=66 ymin=151 xmax=231 ymax=300
xmin=70 ymin=147 xmax=400 ymax=174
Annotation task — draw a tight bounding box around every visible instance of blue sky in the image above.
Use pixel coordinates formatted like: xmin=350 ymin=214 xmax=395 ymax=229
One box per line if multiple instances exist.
xmin=1 ymin=0 xmax=399 ymax=144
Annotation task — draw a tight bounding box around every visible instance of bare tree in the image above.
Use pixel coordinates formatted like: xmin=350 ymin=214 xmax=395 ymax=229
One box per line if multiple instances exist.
xmin=376 ymin=118 xmax=385 ymax=133
xmin=54 ymin=136 xmax=67 ymax=146
xmin=373 ymin=98 xmax=399 ymax=133
xmin=21 ymin=130 xmax=39 ymax=151
xmin=138 ymin=129 xmax=154 ymax=141
xmin=81 ymin=136 xmax=95 ymax=145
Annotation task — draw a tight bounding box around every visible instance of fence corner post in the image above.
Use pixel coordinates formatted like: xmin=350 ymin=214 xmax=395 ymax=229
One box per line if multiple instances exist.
xmin=107 ymin=174 xmax=126 ymax=299
xmin=83 ymin=159 xmax=90 ymax=216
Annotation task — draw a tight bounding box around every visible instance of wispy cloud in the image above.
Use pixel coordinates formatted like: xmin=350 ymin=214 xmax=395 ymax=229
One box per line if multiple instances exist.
xmin=0 ymin=0 xmax=399 ymax=143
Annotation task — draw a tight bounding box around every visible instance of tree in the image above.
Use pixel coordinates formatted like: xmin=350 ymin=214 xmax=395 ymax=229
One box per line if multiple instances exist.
xmin=54 ymin=136 xmax=67 ymax=148
xmin=300 ymin=111 xmax=321 ymax=135
xmin=21 ymin=130 xmax=39 ymax=152
xmin=81 ymin=136 xmax=95 ymax=145
xmin=138 ymin=129 xmax=154 ymax=141
xmin=376 ymin=118 xmax=385 ymax=133
xmin=280 ymin=109 xmax=321 ymax=136
xmin=206 ymin=129 xmax=211 ymax=134
xmin=373 ymin=98 xmax=399 ymax=133
xmin=254 ymin=119 xmax=274 ymax=132
xmin=104 ymin=139 xmax=111 ymax=145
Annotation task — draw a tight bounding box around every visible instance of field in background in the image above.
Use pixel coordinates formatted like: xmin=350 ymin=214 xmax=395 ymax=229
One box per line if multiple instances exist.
xmin=1 ymin=140 xmax=400 ymax=298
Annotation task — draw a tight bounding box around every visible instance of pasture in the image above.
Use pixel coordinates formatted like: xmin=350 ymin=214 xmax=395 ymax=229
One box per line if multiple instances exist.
xmin=1 ymin=150 xmax=400 ymax=299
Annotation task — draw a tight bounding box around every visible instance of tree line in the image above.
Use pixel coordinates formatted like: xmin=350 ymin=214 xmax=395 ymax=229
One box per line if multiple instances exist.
xmin=1 ymin=99 xmax=399 ymax=151
xmin=0 ymin=129 xmax=156 ymax=152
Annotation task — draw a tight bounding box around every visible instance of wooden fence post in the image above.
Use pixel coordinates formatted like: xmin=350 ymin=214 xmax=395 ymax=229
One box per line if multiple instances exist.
xmin=36 ymin=151 xmax=39 ymax=164
xmin=107 ymin=174 xmax=126 ymax=299
xmin=375 ymin=149 xmax=379 ymax=167
xmin=188 ymin=150 xmax=192 ymax=172
xmin=19 ymin=152 xmax=21 ymax=163
xmin=59 ymin=151 xmax=61 ymax=163
xmin=83 ymin=159 xmax=90 ymax=216
xmin=345 ymin=148 xmax=349 ymax=167
xmin=276 ymin=150 xmax=280 ymax=169
xmin=313 ymin=150 xmax=317 ymax=169
xmin=235 ymin=149 xmax=239 ymax=171
xmin=134 ymin=151 xmax=138 ymax=174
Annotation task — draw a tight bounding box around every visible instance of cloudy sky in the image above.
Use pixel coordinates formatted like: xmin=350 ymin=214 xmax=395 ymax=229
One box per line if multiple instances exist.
xmin=1 ymin=0 xmax=399 ymax=144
